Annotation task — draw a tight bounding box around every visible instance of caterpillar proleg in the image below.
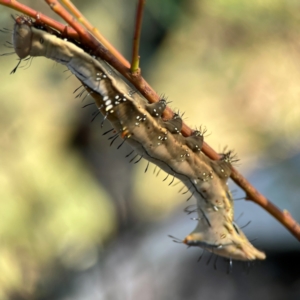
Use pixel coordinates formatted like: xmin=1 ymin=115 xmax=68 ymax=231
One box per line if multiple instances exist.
xmin=10 ymin=15 xmax=265 ymax=261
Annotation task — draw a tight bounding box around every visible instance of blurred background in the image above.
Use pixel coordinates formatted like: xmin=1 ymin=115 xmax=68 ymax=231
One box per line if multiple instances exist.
xmin=0 ymin=0 xmax=300 ymax=299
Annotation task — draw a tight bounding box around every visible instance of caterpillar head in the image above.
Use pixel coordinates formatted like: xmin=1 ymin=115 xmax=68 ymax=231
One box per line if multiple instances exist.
xmin=13 ymin=19 xmax=64 ymax=61
xmin=13 ymin=21 xmax=33 ymax=59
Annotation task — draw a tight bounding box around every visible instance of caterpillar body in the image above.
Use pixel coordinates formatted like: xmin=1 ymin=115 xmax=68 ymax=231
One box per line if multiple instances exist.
xmin=10 ymin=16 xmax=266 ymax=261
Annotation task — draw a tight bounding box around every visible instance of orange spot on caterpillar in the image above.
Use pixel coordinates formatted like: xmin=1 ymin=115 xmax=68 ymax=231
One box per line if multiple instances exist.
xmin=121 ymin=128 xmax=131 ymax=139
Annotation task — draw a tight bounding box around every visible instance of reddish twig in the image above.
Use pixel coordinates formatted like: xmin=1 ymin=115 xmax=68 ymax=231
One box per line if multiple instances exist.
xmin=61 ymin=0 xmax=129 ymax=68
xmin=0 ymin=0 xmax=79 ymax=38
xmin=0 ymin=0 xmax=299 ymax=241
xmin=43 ymin=0 xmax=160 ymax=100
xmin=130 ymin=0 xmax=146 ymax=73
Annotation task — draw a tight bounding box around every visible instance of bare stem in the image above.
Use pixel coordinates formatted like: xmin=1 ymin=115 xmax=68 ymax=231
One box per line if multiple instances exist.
xmin=0 ymin=0 xmax=80 ymax=38
xmin=1 ymin=0 xmax=299 ymax=241
xmin=130 ymin=0 xmax=146 ymax=73
xmin=61 ymin=0 xmax=129 ymax=68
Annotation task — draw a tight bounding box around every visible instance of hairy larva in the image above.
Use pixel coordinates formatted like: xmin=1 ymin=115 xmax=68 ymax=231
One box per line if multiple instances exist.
xmin=9 ymin=16 xmax=265 ymax=261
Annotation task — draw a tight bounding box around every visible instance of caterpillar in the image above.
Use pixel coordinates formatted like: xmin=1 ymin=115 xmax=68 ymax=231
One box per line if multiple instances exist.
xmin=10 ymin=15 xmax=265 ymax=261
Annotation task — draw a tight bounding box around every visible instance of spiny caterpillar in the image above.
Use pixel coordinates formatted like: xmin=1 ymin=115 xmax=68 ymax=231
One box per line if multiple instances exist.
xmin=9 ymin=15 xmax=265 ymax=261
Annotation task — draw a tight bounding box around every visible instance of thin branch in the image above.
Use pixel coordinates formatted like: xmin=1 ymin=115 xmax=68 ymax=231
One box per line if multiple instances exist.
xmin=1 ymin=0 xmax=299 ymax=241
xmin=0 ymin=0 xmax=79 ymax=38
xmin=61 ymin=0 xmax=129 ymax=68
xmin=231 ymin=168 xmax=300 ymax=239
xmin=42 ymin=0 xmax=162 ymax=108
xmin=45 ymin=0 xmax=92 ymax=40
xmin=130 ymin=0 xmax=146 ymax=73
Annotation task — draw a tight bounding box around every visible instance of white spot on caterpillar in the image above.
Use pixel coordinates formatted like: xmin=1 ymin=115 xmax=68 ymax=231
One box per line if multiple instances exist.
xmin=106 ymin=105 xmax=113 ymax=111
